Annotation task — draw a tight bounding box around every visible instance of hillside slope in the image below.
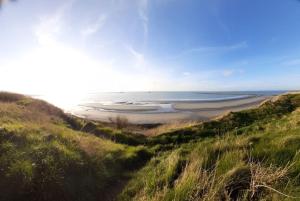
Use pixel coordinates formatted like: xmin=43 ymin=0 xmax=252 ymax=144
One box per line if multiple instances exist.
xmin=1 ymin=92 xmax=300 ymax=201
xmin=119 ymin=94 xmax=300 ymax=201
xmin=0 ymin=92 xmax=150 ymax=201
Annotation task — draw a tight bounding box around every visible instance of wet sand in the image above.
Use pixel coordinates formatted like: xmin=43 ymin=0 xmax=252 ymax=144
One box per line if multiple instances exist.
xmin=71 ymin=96 xmax=271 ymax=124
xmin=80 ymin=103 xmax=160 ymax=112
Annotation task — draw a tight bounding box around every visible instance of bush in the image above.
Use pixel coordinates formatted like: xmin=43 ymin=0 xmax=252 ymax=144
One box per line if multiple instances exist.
xmin=109 ymin=116 xmax=129 ymax=129
xmin=0 ymin=92 xmax=25 ymax=102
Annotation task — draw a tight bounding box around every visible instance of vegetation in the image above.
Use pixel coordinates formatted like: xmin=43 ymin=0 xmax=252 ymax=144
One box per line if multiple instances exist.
xmin=0 ymin=92 xmax=151 ymax=201
xmin=119 ymin=94 xmax=300 ymax=201
xmin=1 ymin=92 xmax=300 ymax=201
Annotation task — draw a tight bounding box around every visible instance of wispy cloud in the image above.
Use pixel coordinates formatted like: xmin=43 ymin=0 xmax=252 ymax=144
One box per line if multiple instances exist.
xmin=222 ymin=69 xmax=234 ymax=77
xmin=137 ymin=0 xmax=148 ymax=42
xmin=171 ymin=41 xmax=248 ymax=59
xmin=281 ymin=59 xmax=300 ymax=66
xmin=127 ymin=45 xmax=146 ymax=68
xmin=34 ymin=1 xmax=74 ymax=46
xmin=186 ymin=41 xmax=247 ymax=54
xmin=183 ymin=72 xmax=191 ymax=76
xmin=81 ymin=14 xmax=107 ymax=38
xmin=211 ymin=2 xmax=231 ymax=40
xmin=221 ymin=69 xmax=244 ymax=77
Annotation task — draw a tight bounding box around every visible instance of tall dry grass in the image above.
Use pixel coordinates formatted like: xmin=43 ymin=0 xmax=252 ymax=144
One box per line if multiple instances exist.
xmin=144 ymin=121 xmax=200 ymax=136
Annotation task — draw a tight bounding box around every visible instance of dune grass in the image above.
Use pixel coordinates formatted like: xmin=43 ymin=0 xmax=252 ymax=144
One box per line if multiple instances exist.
xmin=0 ymin=92 xmax=151 ymax=201
xmin=119 ymin=94 xmax=300 ymax=201
xmin=1 ymin=92 xmax=300 ymax=201
xmin=143 ymin=121 xmax=200 ymax=137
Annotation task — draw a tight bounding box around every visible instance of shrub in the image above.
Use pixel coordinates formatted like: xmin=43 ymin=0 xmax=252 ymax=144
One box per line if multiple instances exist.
xmin=109 ymin=116 xmax=129 ymax=129
xmin=0 ymin=92 xmax=25 ymax=102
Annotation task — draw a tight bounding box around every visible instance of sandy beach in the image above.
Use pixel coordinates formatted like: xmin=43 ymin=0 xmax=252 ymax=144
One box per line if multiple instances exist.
xmin=71 ymin=95 xmax=271 ymax=124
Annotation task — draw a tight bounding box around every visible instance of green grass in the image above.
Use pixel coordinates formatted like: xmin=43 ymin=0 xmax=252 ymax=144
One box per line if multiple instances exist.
xmin=119 ymin=94 xmax=300 ymax=201
xmin=2 ymin=92 xmax=300 ymax=201
xmin=149 ymin=94 xmax=300 ymax=146
xmin=0 ymin=92 xmax=151 ymax=201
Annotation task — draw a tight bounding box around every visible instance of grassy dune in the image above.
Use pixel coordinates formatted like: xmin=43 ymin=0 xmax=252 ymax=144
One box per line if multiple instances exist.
xmin=1 ymin=92 xmax=300 ymax=201
xmin=119 ymin=94 xmax=300 ymax=201
xmin=0 ymin=92 xmax=151 ymax=201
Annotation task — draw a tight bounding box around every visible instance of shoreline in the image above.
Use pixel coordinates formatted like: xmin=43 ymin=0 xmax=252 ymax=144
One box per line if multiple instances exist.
xmin=71 ymin=95 xmax=272 ymax=124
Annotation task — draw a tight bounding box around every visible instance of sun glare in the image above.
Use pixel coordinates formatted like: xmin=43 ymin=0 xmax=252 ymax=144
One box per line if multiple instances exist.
xmin=2 ymin=40 xmax=168 ymax=107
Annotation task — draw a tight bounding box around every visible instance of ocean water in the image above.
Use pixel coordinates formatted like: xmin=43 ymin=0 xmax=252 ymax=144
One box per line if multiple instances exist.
xmin=37 ymin=91 xmax=287 ymax=112
xmin=82 ymin=91 xmax=286 ymax=104
xmin=63 ymin=90 xmax=288 ymax=118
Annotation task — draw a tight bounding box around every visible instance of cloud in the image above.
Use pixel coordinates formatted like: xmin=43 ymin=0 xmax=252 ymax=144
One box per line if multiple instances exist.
xmin=235 ymin=60 xmax=249 ymax=66
xmin=171 ymin=41 xmax=248 ymax=59
xmin=186 ymin=41 xmax=247 ymax=54
xmin=221 ymin=69 xmax=244 ymax=77
xmin=127 ymin=45 xmax=146 ymax=68
xmin=281 ymin=59 xmax=300 ymax=66
xmin=183 ymin=72 xmax=191 ymax=76
xmin=211 ymin=2 xmax=231 ymax=40
xmin=222 ymin=70 xmax=234 ymax=77
xmin=34 ymin=1 xmax=74 ymax=46
xmin=137 ymin=0 xmax=148 ymax=42
xmin=81 ymin=14 xmax=107 ymax=37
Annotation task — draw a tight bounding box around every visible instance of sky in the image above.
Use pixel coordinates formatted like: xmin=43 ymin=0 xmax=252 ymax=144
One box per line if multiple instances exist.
xmin=1 ymin=0 xmax=300 ymax=98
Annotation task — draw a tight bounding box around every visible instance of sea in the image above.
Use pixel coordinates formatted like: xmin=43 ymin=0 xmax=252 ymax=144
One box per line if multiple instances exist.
xmin=81 ymin=91 xmax=286 ymax=105
xmin=38 ymin=91 xmax=288 ymax=111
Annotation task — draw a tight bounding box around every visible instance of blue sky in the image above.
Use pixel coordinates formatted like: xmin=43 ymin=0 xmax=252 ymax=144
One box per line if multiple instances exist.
xmin=1 ymin=0 xmax=300 ymax=96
